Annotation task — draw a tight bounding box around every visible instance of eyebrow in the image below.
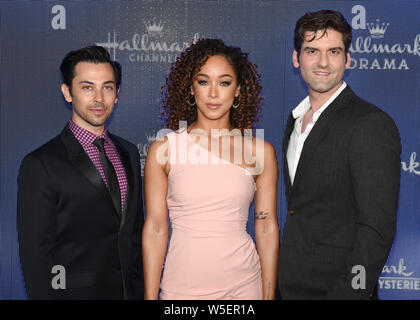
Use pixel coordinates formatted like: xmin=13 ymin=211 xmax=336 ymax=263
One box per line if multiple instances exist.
xmin=196 ymin=73 xmax=233 ymax=78
xmin=328 ymin=47 xmax=344 ymax=51
xmin=303 ymin=46 xmax=344 ymax=51
xmin=79 ymin=80 xmax=116 ymax=85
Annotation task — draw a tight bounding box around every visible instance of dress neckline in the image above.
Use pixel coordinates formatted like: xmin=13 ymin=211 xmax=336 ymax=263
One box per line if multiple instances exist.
xmin=185 ymin=130 xmax=257 ymax=186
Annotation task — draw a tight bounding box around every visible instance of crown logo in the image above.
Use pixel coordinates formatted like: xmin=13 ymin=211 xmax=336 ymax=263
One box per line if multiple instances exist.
xmin=145 ymin=18 xmax=165 ymax=37
xmin=367 ymin=19 xmax=389 ymax=39
xmin=146 ymin=131 xmax=156 ymax=144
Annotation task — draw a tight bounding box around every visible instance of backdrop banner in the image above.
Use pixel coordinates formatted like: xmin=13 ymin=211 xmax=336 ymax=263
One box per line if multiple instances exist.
xmin=1 ymin=0 xmax=419 ymax=300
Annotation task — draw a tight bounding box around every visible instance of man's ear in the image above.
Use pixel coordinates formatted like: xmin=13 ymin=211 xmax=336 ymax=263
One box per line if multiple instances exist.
xmin=115 ymin=88 xmax=120 ymax=103
xmin=61 ymin=83 xmax=72 ymax=103
xmin=292 ymin=50 xmax=300 ymax=68
xmin=345 ymin=52 xmax=351 ymax=69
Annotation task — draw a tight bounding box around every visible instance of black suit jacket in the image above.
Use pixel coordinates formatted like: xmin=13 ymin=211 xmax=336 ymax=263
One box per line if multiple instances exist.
xmin=278 ymin=86 xmax=401 ymax=299
xmin=17 ymin=125 xmax=144 ymax=299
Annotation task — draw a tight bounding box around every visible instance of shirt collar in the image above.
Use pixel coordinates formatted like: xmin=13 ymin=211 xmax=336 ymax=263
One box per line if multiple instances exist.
xmin=292 ymin=81 xmax=347 ymax=120
xmin=68 ymin=119 xmax=109 ymax=147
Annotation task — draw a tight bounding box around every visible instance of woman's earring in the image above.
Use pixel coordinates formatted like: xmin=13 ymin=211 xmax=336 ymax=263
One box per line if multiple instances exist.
xmin=187 ymin=94 xmax=196 ymax=106
xmin=232 ymin=96 xmax=240 ymax=109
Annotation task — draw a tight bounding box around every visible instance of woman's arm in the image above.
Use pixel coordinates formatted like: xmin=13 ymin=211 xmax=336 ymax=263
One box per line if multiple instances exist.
xmin=142 ymin=138 xmax=170 ymax=300
xmin=254 ymin=140 xmax=279 ymax=300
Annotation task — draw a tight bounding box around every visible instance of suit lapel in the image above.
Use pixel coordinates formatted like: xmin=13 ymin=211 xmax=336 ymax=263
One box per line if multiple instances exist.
xmin=110 ymin=134 xmax=134 ymax=230
xmin=288 ymin=86 xmax=355 ymax=197
xmin=60 ymin=126 xmax=119 ymax=222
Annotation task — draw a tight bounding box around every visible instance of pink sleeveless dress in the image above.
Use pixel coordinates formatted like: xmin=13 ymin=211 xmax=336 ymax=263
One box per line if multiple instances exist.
xmin=159 ymin=130 xmax=262 ymax=300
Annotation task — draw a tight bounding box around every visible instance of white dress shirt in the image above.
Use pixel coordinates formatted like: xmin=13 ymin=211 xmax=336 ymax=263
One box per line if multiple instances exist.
xmin=286 ymin=82 xmax=347 ymax=185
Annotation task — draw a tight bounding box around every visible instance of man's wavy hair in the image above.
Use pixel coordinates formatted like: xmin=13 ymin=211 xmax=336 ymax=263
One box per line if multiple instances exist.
xmin=159 ymin=38 xmax=262 ymax=132
xmin=294 ymin=10 xmax=352 ymax=56
xmin=60 ymin=45 xmax=122 ymax=91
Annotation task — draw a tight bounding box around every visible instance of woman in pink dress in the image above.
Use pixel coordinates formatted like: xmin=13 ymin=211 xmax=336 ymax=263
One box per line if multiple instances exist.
xmin=143 ymin=38 xmax=279 ymax=300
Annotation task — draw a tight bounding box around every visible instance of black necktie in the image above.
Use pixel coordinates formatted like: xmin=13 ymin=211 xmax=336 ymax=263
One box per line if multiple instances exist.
xmin=93 ymin=138 xmax=121 ymax=215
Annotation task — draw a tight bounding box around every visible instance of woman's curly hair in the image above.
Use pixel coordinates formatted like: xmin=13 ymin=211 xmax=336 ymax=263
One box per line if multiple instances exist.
xmin=159 ymin=38 xmax=262 ymax=132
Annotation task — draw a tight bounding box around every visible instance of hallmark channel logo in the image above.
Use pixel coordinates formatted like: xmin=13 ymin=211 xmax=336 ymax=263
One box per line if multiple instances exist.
xmin=96 ymin=17 xmax=200 ymax=63
xmin=379 ymin=258 xmax=420 ymax=291
xmin=349 ymin=5 xmax=420 ymax=70
xmin=145 ymin=18 xmax=165 ymax=37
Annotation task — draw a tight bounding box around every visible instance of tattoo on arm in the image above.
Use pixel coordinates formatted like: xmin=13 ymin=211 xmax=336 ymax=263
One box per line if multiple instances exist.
xmin=255 ymin=211 xmax=269 ymax=220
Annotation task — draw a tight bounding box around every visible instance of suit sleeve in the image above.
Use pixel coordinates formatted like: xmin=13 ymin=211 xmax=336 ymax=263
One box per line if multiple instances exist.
xmin=325 ymin=111 xmax=401 ymax=299
xmin=17 ymin=154 xmax=58 ymax=299
xmin=130 ymin=147 xmax=145 ymax=298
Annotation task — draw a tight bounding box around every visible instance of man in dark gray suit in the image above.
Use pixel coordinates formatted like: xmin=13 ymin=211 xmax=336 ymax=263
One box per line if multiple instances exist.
xmin=278 ymin=10 xmax=401 ymax=299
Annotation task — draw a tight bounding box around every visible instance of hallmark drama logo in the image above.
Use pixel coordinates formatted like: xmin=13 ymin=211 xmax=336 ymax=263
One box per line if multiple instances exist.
xmin=349 ymin=5 xmax=420 ymax=70
xmin=96 ymin=18 xmax=200 ymax=63
xmin=379 ymin=258 xmax=420 ymax=291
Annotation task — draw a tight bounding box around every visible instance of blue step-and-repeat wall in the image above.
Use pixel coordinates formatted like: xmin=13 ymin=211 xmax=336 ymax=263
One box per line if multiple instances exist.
xmin=1 ymin=1 xmax=419 ymax=300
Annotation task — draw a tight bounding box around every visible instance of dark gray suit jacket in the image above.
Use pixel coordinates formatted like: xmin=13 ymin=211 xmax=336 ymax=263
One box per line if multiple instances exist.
xmin=17 ymin=125 xmax=144 ymax=299
xmin=278 ymin=86 xmax=401 ymax=299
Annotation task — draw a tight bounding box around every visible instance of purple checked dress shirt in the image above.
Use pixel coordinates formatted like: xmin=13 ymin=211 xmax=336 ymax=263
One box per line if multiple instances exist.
xmin=69 ymin=120 xmax=128 ymax=212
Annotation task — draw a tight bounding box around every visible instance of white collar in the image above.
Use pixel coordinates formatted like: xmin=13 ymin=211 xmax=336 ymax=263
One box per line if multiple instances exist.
xmin=292 ymin=82 xmax=347 ymax=120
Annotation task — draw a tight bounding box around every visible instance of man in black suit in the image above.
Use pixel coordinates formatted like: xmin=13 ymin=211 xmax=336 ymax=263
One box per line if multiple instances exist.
xmin=17 ymin=46 xmax=144 ymax=299
xmin=278 ymin=10 xmax=401 ymax=299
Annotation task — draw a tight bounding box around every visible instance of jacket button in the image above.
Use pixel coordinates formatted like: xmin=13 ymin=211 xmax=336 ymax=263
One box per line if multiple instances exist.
xmin=288 ymin=209 xmax=295 ymax=215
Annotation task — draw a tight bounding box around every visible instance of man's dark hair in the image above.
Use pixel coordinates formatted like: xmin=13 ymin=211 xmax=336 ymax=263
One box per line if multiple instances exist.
xmin=60 ymin=45 xmax=122 ymax=91
xmin=294 ymin=9 xmax=352 ymax=55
